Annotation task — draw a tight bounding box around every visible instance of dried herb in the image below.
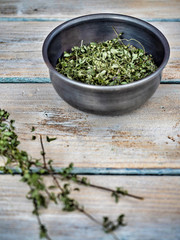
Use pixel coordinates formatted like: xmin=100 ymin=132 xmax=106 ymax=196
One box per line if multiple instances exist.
xmin=103 ymin=215 xmax=126 ymax=233
xmin=56 ymin=31 xmax=157 ymax=86
xmin=32 ymin=135 xmax=36 ymax=140
xmin=46 ymin=136 xmax=57 ymax=142
xmin=31 ymin=126 xmax=35 ymax=132
xmin=0 ymin=109 xmax=143 ymax=240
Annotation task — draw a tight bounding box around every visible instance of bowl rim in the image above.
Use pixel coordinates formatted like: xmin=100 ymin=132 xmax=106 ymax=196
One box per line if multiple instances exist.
xmin=42 ymin=13 xmax=170 ymax=91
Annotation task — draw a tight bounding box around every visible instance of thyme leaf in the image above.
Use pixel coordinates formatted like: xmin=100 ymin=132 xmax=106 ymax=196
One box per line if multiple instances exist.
xmin=103 ymin=215 xmax=126 ymax=233
xmin=46 ymin=136 xmax=57 ymax=142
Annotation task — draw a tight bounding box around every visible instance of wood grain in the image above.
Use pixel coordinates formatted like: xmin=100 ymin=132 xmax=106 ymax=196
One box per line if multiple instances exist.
xmin=0 ymin=0 xmax=180 ymax=20
xmin=0 ymin=84 xmax=179 ymax=169
xmin=0 ymin=21 xmax=179 ymax=81
xmin=0 ymin=1 xmax=180 ymax=240
xmin=0 ymin=175 xmax=180 ymax=240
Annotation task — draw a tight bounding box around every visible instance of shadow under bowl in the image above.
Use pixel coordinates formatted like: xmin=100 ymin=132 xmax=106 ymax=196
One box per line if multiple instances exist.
xmin=42 ymin=13 xmax=170 ymax=115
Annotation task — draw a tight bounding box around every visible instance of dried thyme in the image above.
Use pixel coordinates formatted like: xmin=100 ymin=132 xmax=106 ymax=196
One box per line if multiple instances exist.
xmin=56 ymin=33 xmax=157 ymax=86
xmin=0 ymin=109 xmax=143 ymax=240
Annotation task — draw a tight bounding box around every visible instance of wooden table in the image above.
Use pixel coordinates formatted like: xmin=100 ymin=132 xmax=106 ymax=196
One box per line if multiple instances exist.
xmin=0 ymin=1 xmax=180 ymax=240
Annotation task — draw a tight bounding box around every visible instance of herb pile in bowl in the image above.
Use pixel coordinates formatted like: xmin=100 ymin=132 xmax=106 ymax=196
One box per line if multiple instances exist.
xmin=56 ymin=32 xmax=157 ymax=86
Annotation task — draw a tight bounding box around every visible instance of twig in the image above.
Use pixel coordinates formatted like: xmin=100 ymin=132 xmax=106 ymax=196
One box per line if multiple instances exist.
xmin=39 ymin=135 xmax=102 ymax=228
xmin=31 ymin=191 xmax=52 ymax=240
xmin=112 ymin=26 xmax=123 ymax=45
xmin=59 ymin=175 xmax=143 ymax=200
xmin=121 ymin=38 xmax=145 ymax=52
xmin=86 ymin=183 xmax=144 ymax=200
xmin=112 ymin=26 xmax=145 ymax=52
xmin=77 ymin=206 xmax=101 ymax=225
xmin=40 ymin=134 xmax=47 ymax=168
xmin=40 ymin=135 xmax=63 ymax=191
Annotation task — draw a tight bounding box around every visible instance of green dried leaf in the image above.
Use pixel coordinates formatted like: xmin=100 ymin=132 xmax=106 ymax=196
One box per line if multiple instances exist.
xmin=31 ymin=126 xmax=35 ymax=132
xmin=48 ymin=185 xmax=57 ymax=189
xmin=32 ymin=135 xmax=36 ymax=140
xmin=46 ymin=136 xmax=57 ymax=142
xmin=103 ymin=214 xmax=126 ymax=233
xmin=39 ymin=224 xmax=48 ymax=238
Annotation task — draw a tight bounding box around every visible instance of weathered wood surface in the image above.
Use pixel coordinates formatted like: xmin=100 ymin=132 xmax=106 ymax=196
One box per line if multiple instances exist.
xmin=0 ymin=84 xmax=179 ymax=169
xmin=0 ymin=1 xmax=180 ymax=240
xmin=0 ymin=0 xmax=180 ymax=20
xmin=1 ymin=175 xmax=180 ymax=240
xmin=0 ymin=21 xmax=180 ymax=81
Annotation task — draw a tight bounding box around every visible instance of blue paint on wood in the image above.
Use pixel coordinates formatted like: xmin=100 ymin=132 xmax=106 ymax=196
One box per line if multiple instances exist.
xmin=0 ymin=77 xmax=179 ymax=84
xmin=160 ymin=80 xmax=180 ymax=84
xmin=64 ymin=168 xmax=180 ymax=175
xmin=49 ymin=168 xmax=180 ymax=175
xmin=0 ymin=17 xmax=180 ymax=22
xmin=0 ymin=17 xmax=68 ymax=22
xmin=1 ymin=167 xmax=180 ymax=175
xmin=0 ymin=77 xmax=51 ymax=83
xmin=146 ymin=18 xmax=180 ymax=22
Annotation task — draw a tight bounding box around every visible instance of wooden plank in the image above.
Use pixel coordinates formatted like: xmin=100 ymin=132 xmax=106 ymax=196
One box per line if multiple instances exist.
xmin=0 ymin=83 xmax=180 ymax=170
xmin=0 ymin=22 xmax=179 ymax=81
xmin=0 ymin=175 xmax=180 ymax=240
xmin=0 ymin=0 xmax=180 ymax=19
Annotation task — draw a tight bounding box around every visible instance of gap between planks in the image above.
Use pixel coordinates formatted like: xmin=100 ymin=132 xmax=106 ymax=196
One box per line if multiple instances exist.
xmin=1 ymin=167 xmax=180 ymax=176
xmin=0 ymin=17 xmax=180 ymax=22
xmin=0 ymin=77 xmax=180 ymax=83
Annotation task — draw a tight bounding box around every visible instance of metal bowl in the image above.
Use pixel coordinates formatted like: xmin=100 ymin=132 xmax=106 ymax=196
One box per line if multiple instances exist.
xmin=42 ymin=13 xmax=170 ymax=115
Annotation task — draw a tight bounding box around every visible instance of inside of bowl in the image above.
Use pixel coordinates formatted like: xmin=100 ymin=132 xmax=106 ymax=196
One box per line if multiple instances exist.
xmin=47 ymin=18 xmax=166 ymax=70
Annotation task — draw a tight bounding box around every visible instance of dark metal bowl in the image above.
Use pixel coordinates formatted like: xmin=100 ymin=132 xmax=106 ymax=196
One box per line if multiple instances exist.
xmin=42 ymin=13 xmax=170 ymax=115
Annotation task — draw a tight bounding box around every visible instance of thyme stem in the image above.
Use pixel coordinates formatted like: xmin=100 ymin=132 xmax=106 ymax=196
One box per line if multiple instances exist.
xmin=77 ymin=206 xmax=101 ymax=225
xmin=85 ymin=182 xmax=144 ymax=200
xmin=39 ymin=135 xmax=102 ymax=229
xmin=40 ymin=135 xmax=63 ymax=192
xmin=40 ymin=134 xmax=47 ymax=169
xmin=31 ymin=190 xmax=52 ymax=240
xmin=58 ymin=175 xmax=143 ymax=200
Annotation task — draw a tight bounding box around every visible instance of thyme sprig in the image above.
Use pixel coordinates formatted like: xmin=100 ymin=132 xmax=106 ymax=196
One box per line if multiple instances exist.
xmin=0 ymin=109 xmax=143 ymax=239
xmin=57 ymin=166 xmax=143 ymax=202
xmin=56 ymin=31 xmax=157 ymax=86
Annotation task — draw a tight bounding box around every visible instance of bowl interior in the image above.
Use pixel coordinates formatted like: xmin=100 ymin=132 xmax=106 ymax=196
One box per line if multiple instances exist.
xmin=46 ymin=16 xmax=167 ymax=74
